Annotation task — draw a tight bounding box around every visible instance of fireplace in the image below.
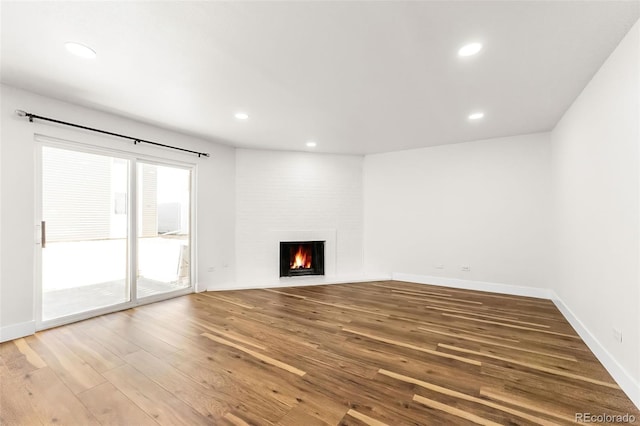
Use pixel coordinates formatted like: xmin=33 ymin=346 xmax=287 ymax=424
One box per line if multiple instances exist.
xmin=280 ymin=241 xmax=325 ymax=277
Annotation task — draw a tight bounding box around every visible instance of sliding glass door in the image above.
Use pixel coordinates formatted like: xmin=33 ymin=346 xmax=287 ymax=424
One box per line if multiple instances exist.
xmin=41 ymin=147 xmax=130 ymax=321
xmin=39 ymin=143 xmax=193 ymax=326
xmin=136 ymin=162 xmax=191 ymax=298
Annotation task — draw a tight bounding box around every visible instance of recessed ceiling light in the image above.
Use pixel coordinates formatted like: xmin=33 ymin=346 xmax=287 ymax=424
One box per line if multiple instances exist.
xmin=64 ymin=42 xmax=97 ymax=59
xmin=458 ymin=42 xmax=482 ymax=57
xmin=468 ymin=112 xmax=484 ymax=120
xmin=234 ymin=112 xmax=249 ymax=120
xmin=306 ymin=141 xmax=317 ymax=147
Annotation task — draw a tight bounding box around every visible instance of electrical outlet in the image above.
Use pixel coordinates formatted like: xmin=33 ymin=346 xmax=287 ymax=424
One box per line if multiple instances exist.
xmin=461 ymin=265 xmax=470 ymax=272
xmin=434 ymin=264 xmax=444 ymax=269
xmin=613 ymin=328 xmax=623 ymax=343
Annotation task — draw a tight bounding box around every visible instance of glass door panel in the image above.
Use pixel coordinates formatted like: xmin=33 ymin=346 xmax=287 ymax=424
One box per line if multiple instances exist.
xmin=41 ymin=147 xmax=130 ymax=321
xmin=136 ymin=162 xmax=191 ymax=298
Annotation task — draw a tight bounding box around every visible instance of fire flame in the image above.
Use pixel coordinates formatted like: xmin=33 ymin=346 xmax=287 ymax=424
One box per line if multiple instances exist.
xmin=291 ymin=245 xmax=312 ymax=269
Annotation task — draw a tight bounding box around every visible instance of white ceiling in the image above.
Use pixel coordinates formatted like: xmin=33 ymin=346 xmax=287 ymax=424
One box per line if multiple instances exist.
xmin=1 ymin=1 xmax=638 ymax=154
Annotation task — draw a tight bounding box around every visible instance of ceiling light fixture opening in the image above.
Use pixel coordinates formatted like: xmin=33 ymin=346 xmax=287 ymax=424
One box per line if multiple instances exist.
xmin=235 ymin=112 xmax=249 ymax=120
xmin=306 ymin=141 xmax=317 ymax=147
xmin=458 ymin=42 xmax=482 ymax=57
xmin=64 ymin=42 xmax=97 ymax=59
xmin=468 ymin=112 xmax=485 ymax=120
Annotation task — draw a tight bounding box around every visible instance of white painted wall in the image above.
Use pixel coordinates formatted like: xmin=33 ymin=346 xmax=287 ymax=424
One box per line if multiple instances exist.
xmin=551 ymin=20 xmax=640 ymax=389
xmin=0 ymin=84 xmax=236 ymax=339
xmin=235 ymin=149 xmax=364 ymax=286
xmin=364 ymin=132 xmax=552 ymax=289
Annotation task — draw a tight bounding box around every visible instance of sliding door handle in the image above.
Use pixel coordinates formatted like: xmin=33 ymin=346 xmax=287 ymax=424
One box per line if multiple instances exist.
xmin=41 ymin=221 xmax=46 ymax=248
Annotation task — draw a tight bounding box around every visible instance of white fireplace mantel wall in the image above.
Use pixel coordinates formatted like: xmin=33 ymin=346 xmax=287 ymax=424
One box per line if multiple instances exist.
xmin=235 ymin=149 xmax=364 ymax=287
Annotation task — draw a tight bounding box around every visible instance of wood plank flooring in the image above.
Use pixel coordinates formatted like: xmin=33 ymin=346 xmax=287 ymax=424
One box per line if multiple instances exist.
xmin=1 ymin=280 xmax=638 ymax=425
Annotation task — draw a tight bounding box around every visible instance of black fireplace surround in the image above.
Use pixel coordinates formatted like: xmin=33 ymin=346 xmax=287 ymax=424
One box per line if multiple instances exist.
xmin=280 ymin=241 xmax=325 ymax=277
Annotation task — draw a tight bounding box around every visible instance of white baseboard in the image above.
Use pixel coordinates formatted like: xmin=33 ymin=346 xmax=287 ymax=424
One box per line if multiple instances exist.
xmin=0 ymin=320 xmax=36 ymax=343
xmin=391 ymin=272 xmax=552 ymax=299
xmin=391 ymin=272 xmax=640 ymax=410
xmin=550 ymin=291 xmax=640 ymax=409
xmin=207 ymin=275 xmax=392 ymax=292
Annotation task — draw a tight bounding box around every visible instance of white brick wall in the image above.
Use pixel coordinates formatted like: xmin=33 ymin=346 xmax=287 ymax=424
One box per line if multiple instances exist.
xmin=236 ymin=149 xmax=364 ymax=285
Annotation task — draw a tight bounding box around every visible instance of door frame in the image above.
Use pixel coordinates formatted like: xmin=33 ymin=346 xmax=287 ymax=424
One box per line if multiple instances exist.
xmin=34 ymin=134 xmax=197 ymax=331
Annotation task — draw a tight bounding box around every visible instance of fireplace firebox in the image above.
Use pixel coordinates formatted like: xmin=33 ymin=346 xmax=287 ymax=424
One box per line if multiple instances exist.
xmin=280 ymin=241 xmax=325 ymax=277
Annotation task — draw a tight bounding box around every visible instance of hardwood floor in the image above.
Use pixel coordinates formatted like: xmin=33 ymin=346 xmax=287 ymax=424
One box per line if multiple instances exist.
xmin=1 ymin=281 xmax=638 ymax=425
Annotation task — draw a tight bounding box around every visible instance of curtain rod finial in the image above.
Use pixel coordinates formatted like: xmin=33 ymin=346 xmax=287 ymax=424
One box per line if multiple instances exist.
xmin=15 ymin=109 xmax=27 ymax=117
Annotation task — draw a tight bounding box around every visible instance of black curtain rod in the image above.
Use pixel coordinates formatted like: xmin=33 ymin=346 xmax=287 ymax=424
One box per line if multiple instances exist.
xmin=15 ymin=109 xmax=210 ymax=158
